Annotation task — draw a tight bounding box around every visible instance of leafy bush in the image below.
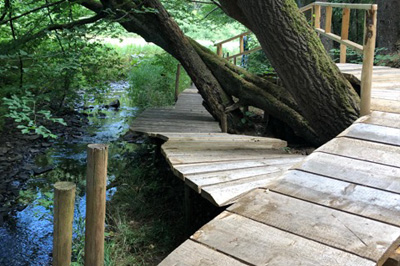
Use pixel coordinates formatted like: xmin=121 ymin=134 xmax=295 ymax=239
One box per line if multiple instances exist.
xmin=3 ymin=91 xmax=66 ymax=138
xmin=128 ymin=52 xmax=191 ymax=109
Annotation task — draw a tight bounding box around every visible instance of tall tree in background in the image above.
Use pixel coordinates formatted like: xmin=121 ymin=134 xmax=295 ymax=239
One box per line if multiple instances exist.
xmin=1 ymin=0 xmax=362 ymax=146
xmin=376 ymin=0 xmax=399 ymax=53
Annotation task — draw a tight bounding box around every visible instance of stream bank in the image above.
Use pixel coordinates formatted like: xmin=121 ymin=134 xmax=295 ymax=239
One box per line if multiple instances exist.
xmin=0 ymin=81 xmax=139 ymax=265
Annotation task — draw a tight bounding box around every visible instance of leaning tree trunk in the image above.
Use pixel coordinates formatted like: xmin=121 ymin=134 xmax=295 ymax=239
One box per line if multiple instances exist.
xmin=77 ymin=0 xmax=357 ymax=145
xmin=219 ymin=0 xmax=360 ymax=143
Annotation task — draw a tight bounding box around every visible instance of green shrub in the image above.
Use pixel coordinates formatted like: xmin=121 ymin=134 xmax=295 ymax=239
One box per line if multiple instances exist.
xmin=128 ymin=52 xmax=191 ymax=109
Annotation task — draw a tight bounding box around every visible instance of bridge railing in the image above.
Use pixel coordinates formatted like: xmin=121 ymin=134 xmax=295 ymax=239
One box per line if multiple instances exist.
xmin=214 ymin=2 xmax=378 ymax=116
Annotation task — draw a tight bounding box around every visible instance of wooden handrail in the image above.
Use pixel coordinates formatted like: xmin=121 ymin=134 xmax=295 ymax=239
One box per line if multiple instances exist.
xmin=214 ymin=31 xmax=251 ymax=46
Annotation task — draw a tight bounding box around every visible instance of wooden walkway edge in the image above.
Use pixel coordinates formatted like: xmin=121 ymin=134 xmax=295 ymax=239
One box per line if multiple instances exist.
xmin=155 ymin=64 xmax=400 ymax=265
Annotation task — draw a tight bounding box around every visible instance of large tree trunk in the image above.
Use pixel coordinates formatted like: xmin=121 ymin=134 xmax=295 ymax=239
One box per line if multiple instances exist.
xmin=219 ymin=0 xmax=360 ymax=143
xmin=376 ymin=0 xmax=400 ymax=53
xmin=78 ymin=0 xmax=359 ymax=145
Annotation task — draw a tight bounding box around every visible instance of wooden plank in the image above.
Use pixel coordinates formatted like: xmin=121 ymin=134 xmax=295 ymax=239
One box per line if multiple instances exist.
xmin=192 ymin=211 xmax=375 ymax=266
xmin=185 ymin=165 xmax=292 ymax=193
xmin=372 ymin=89 xmax=400 ymax=101
xmin=175 ymin=155 xmax=304 ymax=175
xmin=295 ymin=152 xmax=400 ymax=194
xmin=358 ymin=111 xmax=400 ymax=129
xmin=267 ymin=170 xmax=400 ymax=227
xmin=229 ymin=189 xmax=400 ymax=264
xmin=338 ymin=123 xmax=400 ymax=146
xmin=201 ymin=171 xmax=285 ymax=206
xmin=159 ymin=240 xmax=247 ymax=266
xmin=316 ymin=137 xmax=400 ymax=168
xmin=164 ymin=151 xmax=295 ymax=165
xmin=371 ymin=98 xmax=400 ymax=114
xmin=163 ymin=141 xmax=286 ymax=151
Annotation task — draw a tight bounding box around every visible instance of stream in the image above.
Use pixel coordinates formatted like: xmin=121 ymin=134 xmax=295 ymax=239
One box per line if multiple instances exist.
xmin=0 ymin=81 xmax=139 ymax=266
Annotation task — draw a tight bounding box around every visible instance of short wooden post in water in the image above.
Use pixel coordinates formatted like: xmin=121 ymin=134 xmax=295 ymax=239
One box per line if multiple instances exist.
xmin=360 ymin=5 xmax=378 ymax=116
xmin=53 ymin=181 xmax=76 ymax=266
xmin=85 ymin=144 xmax=108 ymax=266
xmin=175 ymin=64 xmax=181 ymax=102
xmin=340 ymin=8 xmax=351 ymax=63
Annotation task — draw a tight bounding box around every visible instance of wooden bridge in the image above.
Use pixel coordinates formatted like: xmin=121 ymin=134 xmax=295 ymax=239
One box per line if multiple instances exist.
xmin=129 ymin=2 xmax=400 ymax=265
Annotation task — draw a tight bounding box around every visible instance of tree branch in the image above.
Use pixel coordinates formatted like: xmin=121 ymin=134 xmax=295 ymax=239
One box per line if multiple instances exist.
xmin=0 ymin=0 xmax=67 ymax=25
xmin=4 ymin=12 xmax=105 ymax=52
xmin=0 ymin=0 xmax=10 ymax=22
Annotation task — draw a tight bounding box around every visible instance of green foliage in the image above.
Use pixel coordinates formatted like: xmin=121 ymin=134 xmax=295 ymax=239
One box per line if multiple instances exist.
xmin=128 ymin=52 xmax=191 ymax=109
xmin=3 ymin=91 xmax=66 ymax=138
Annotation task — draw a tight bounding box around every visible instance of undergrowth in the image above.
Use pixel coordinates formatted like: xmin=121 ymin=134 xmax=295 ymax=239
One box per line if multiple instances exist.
xmin=103 ymin=142 xmax=186 ymax=265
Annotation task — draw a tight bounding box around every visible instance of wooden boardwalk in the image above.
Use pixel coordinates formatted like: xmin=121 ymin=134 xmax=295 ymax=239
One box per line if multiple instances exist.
xmin=147 ymin=63 xmax=400 ymax=266
xmin=130 ymin=88 xmax=305 ymax=207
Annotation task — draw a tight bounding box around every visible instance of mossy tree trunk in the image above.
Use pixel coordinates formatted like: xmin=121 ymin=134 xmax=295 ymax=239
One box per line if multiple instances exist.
xmin=78 ymin=0 xmax=360 ymax=145
xmin=218 ymin=0 xmax=360 ymax=143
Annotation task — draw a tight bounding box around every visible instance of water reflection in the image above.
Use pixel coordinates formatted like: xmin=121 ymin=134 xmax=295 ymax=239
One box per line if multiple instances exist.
xmin=0 ymin=81 xmax=138 ymax=265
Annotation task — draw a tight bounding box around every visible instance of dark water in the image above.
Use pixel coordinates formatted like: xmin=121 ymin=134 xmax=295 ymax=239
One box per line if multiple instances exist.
xmin=0 ymin=81 xmax=138 ymax=266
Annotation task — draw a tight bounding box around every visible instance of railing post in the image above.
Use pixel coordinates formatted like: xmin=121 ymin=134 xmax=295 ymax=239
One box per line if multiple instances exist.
xmin=360 ymin=5 xmax=378 ymax=116
xmin=325 ymin=6 xmax=333 ymax=33
xmin=85 ymin=144 xmax=108 ymax=266
xmin=314 ymin=4 xmax=321 ymax=29
xmin=340 ymin=8 xmax=351 ymax=63
xmin=175 ymin=64 xmax=181 ymax=102
xmin=217 ymin=44 xmax=223 ymax=57
xmin=53 ymin=182 xmax=76 ymax=266
xmin=221 ymin=113 xmax=228 ymax=133
xmin=240 ymin=35 xmax=244 ymax=54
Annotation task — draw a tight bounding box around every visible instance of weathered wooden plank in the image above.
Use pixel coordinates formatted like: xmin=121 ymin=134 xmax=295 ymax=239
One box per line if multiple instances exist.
xmin=295 ymin=152 xmax=400 ymax=194
xmin=201 ymin=171 xmax=288 ymax=206
xmin=372 ymin=89 xmax=400 ymax=101
xmin=358 ymin=111 xmax=400 ymax=129
xmin=317 ymin=137 xmax=400 ymax=168
xmin=338 ymin=123 xmax=400 ymax=146
xmin=163 ymin=149 xmax=288 ymax=165
xmin=192 ymin=211 xmax=375 ymax=266
xmin=371 ymin=98 xmax=400 ymax=114
xmin=175 ymin=155 xmax=304 ymax=175
xmin=267 ymin=170 xmax=400 ymax=227
xmin=163 ymin=140 xmax=286 ymax=150
xmin=229 ymin=189 xmax=400 ymax=264
xmin=185 ymin=165 xmax=288 ymax=193
xmin=159 ymin=240 xmax=246 ymax=266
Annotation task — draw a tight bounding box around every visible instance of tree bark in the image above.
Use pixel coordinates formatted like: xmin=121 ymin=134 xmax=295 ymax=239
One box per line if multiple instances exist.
xmin=376 ymin=0 xmax=400 ymax=53
xmin=219 ymin=0 xmax=360 ymax=143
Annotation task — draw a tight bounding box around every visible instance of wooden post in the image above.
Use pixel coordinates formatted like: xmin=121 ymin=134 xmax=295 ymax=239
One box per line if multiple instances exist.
xmin=233 ymin=56 xmax=237 ymax=65
xmin=175 ymin=64 xmax=181 ymax=102
xmin=314 ymin=5 xmax=321 ymax=29
xmin=184 ymin=185 xmax=193 ymax=237
xmin=340 ymin=8 xmax=351 ymax=63
xmin=360 ymin=5 xmax=378 ymax=116
xmin=239 ymin=35 xmax=244 ymax=54
xmin=221 ymin=113 xmax=228 ymax=133
xmin=85 ymin=144 xmax=108 ymax=266
xmin=217 ymin=44 xmax=223 ymax=57
xmin=325 ymin=6 xmax=333 ymax=33
xmin=53 ymin=182 xmax=76 ymax=266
